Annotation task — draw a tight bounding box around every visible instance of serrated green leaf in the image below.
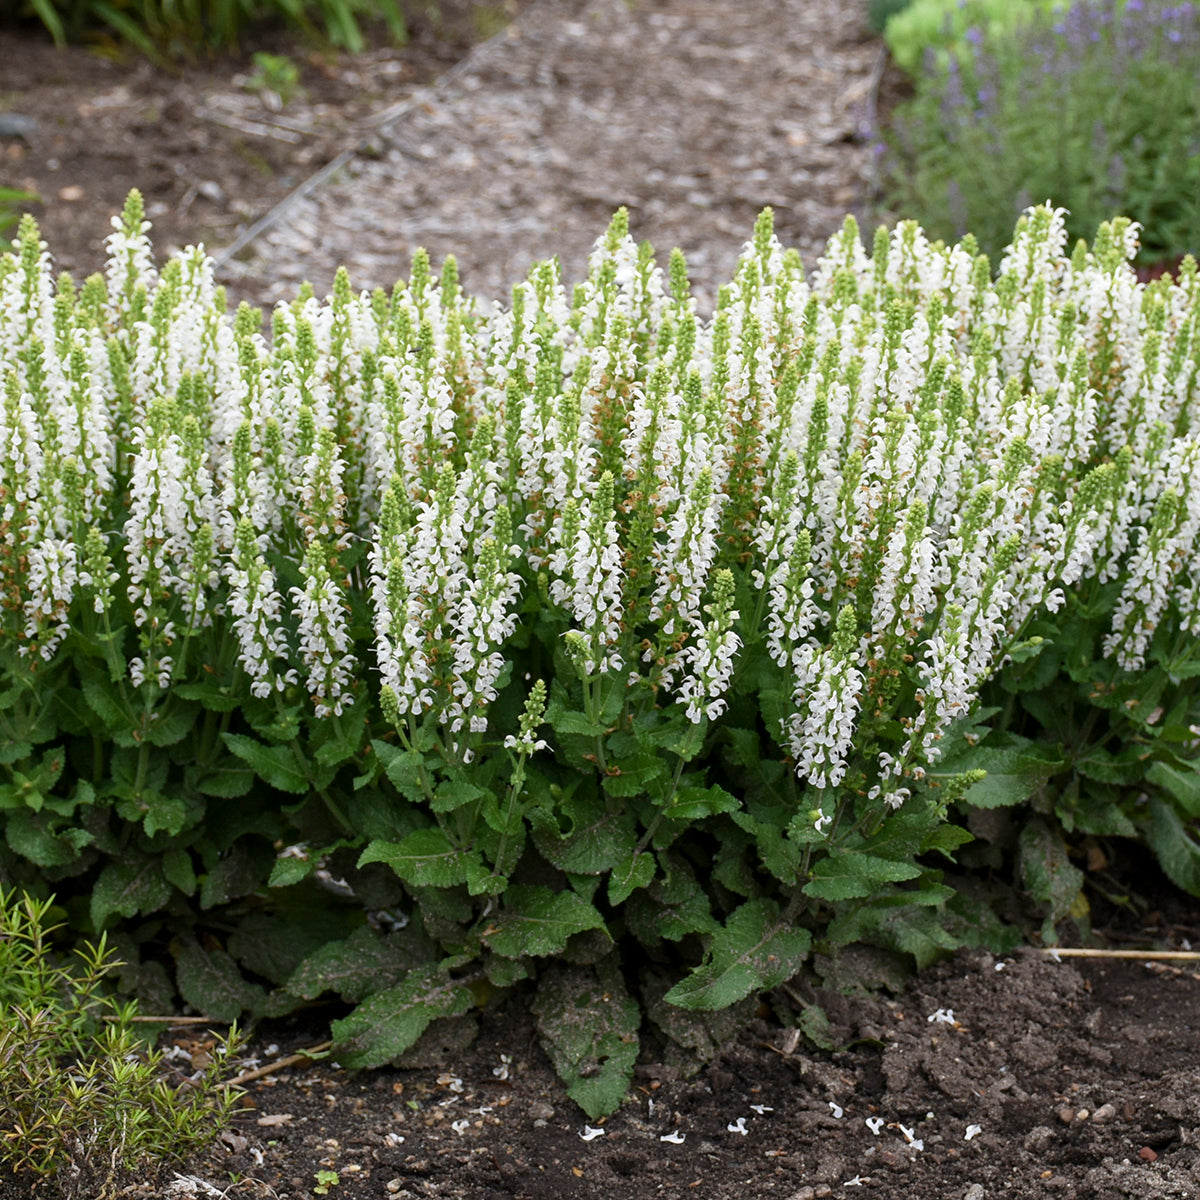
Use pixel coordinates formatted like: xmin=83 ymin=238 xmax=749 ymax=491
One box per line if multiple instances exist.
xmin=379 ymin=743 xmax=429 ymax=804
xmin=162 ymin=846 xmax=197 ymax=895
xmin=91 ymin=855 xmax=172 ymax=928
xmin=482 ymin=884 xmax=607 ymax=959
xmin=141 ymin=791 xmax=189 ymax=837
xmin=664 ymin=898 xmax=811 ymax=1011
xmin=864 ymin=904 xmax=961 ymax=970
xmin=798 ymin=1004 xmax=836 ymax=1051
xmin=329 ymin=964 xmax=475 ymax=1069
xmin=268 ymin=854 xmax=317 ymax=887
xmin=608 ymin=850 xmax=656 ymax=905
xmin=144 ymin=702 xmax=197 ymax=747
xmin=200 ymin=838 xmax=276 ymax=909
xmin=82 ymin=675 xmax=127 ymax=731
xmin=532 ymin=960 xmax=640 ymax=1120
xmin=545 ymin=700 xmax=607 ymax=738
xmin=431 ymin=777 xmax=486 ymax=814
xmin=229 ymin=908 xmax=365 ymax=987
xmin=602 ymin=754 xmax=668 ymax=799
xmin=1147 ymin=760 xmax=1200 ymax=818
xmin=921 ymin=824 xmax=975 ymax=860
xmin=190 ymin=759 xmax=255 ymax=799
xmin=1018 ymin=818 xmax=1083 ymax=924
xmin=625 ymin=854 xmax=720 ymax=945
xmin=1076 ymin=743 xmax=1151 ymax=786
xmin=1139 ymin=797 xmax=1200 ymax=896
xmin=222 ymin=733 xmax=309 ymax=794
xmin=173 ymin=680 xmax=243 ymax=712
xmin=286 ymin=924 xmax=434 ymax=1002
xmin=531 ymin=791 xmax=637 ymax=874
xmin=802 ymin=851 xmax=922 ymax=901
xmin=5 ymin=809 xmax=92 ymax=868
xmin=175 ymin=939 xmax=268 ymax=1022
xmin=358 ymin=828 xmax=484 ymax=889
xmin=662 ymin=784 xmax=741 ymax=821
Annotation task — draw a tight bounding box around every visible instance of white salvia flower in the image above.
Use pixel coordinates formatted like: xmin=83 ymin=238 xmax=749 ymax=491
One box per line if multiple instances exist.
xmin=21 ymin=537 xmax=77 ymax=659
xmin=783 ymin=606 xmax=864 ymax=789
xmin=548 ymin=472 xmax=625 ymax=675
xmin=291 ymin=539 xmax=356 ymax=718
xmin=226 ymin=518 xmax=293 ymax=698
xmin=675 ymin=569 xmax=741 ymax=723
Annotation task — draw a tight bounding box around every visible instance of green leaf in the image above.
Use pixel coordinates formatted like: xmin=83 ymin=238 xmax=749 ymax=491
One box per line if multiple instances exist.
xmin=229 ymin=909 xmax=368 ymax=988
xmin=921 ymin=824 xmax=975 ymax=860
xmin=664 ymin=898 xmax=811 ymax=1011
xmin=144 ymin=702 xmax=198 ymax=747
xmin=82 ymin=674 xmax=128 ymax=732
xmin=91 ymin=855 xmax=173 ymax=928
xmin=1147 ymin=760 xmax=1200 ymax=818
xmin=175 ymin=938 xmax=268 ymax=1023
xmin=268 ymin=855 xmax=317 ymax=887
xmin=530 ymin=791 xmax=637 ymax=874
xmin=662 ymin=784 xmax=741 ymax=821
xmin=803 ymin=851 xmax=922 ymax=901
xmin=431 ymin=777 xmax=486 ymax=814
xmin=329 ymin=964 xmax=476 ymax=1069
xmin=798 ymin=1004 xmax=837 ymax=1051
xmin=545 ymin=699 xmax=607 ymax=739
xmin=222 ymin=733 xmax=309 ymax=794
xmin=1017 ymin=818 xmax=1084 ymax=925
xmin=162 ymin=846 xmax=197 ymax=896
xmin=608 ymin=850 xmax=656 ymax=905
xmin=189 ymin=759 xmax=255 ymax=799
xmin=625 ymin=854 xmax=720 ymax=944
xmin=602 ymin=754 xmax=668 ymax=799
xmin=173 ymin=680 xmax=243 ymax=712
xmin=285 ymin=924 xmax=436 ymax=1003
xmin=532 ymin=959 xmax=640 ymax=1120
xmin=482 ymin=885 xmax=607 ymax=959
xmin=5 ymin=809 xmax=92 ymax=868
xmin=359 ymin=828 xmax=485 ymax=889
xmin=1139 ymin=797 xmax=1200 ymax=896
xmin=200 ymin=838 xmax=276 ymax=909
xmin=864 ymin=905 xmax=961 ymax=970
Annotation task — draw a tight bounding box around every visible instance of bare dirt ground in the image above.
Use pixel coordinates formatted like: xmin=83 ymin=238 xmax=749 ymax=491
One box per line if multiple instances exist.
xmin=2 ymin=4 xmax=1200 ymax=1199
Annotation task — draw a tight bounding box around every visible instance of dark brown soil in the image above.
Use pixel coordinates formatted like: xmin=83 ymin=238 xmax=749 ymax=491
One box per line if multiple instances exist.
xmin=0 ymin=0 xmax=522 ymax=280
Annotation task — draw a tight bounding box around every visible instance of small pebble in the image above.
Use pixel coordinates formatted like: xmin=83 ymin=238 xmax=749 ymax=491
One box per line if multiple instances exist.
xmin=1057 ymin=1107 xmax=1076 ymax=1125
xmin=963 ymin=1187 xmax=986 ymax=1200
xmin=1139 ymin=1147 xmax=1158 ymax=1163
xmin=1091 ymin=1103 xmax=1116 ymax=1124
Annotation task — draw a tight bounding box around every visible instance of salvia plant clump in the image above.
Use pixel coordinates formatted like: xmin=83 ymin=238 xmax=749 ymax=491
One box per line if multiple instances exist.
xmin=1 ymin=193 xmax=1199 ymax=1116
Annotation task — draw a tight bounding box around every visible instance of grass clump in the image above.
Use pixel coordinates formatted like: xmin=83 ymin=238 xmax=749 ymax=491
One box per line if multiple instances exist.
xmin=0 ymin=887 xmax=244 ymax=1198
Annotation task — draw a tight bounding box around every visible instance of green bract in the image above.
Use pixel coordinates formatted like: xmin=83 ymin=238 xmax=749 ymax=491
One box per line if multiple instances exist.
xmin=1 ymin=194 xmax=1199 ymax=1117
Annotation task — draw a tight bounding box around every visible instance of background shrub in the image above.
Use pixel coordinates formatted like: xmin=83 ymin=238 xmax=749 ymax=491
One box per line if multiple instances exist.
xmin=880 ymin=0 xmax=1200 ymax=265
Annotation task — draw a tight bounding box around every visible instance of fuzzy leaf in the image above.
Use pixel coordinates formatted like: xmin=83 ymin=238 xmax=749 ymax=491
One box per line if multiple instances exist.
xmin=5 ymin=809 xmax=92 ymax=868
xmin=530 ymin=791 xmax=637 ymax=874
xmin=664 ymin=898 xmax=811 ymax=1011
xmin=329 ymin=964 xmax=475 ymax=1069
xmin=601 ymin=754 xmax=668 ymax=799
xmin=1140 ymin=797 xmax=1200 ymax=896
xmin=175 ymin=939 xmax=268 ymax=1022
xmin=222 ymin=733 xmax=309 ymax=794
xmin=358 ymin=828 xmax=484 ymax=889
xmin=268 ymin=855 xmax=317 ymax=887
xmin=229 ymin=909 xmax=370 ymax=988
xmin=200 ymin=838 xmax=276 ymax=909
xmin=1147 ymin=760 xmax=1200 ymax=818
xmin=482 ymin=885 xmax=607 ymax=959
xmin=608 ymin=850 xmax=656 ymax=905
xmin=803 ymin=851 xmax=922 ymax=901
xmin=662 ymin=784 xmax=741 ymax=820
xmin=189 ymin=759 xmax=256 ymax=799
xmin=91 ymin=855 xmax=172 ymax=928
xmin=286 ymin=924 xmax=436 ymax=1003
xmin=532 ymin=960 xmax=640 ymax=1120
xmin=1018 ymin=818 xmax=1084 ymax=925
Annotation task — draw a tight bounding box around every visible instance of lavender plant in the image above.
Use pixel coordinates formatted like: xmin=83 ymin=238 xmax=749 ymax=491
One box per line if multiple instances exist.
xmin=2 ymin=193 xmax=1199 ymax=1117
xmin=881 ymin=0 xmax=1200 ymax=265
